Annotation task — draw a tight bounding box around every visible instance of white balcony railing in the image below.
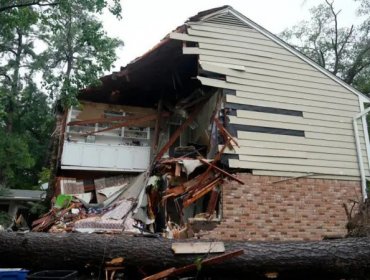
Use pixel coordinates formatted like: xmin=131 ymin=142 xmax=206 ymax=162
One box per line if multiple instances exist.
xmin=61 ymin=141 xmax=150 ymax=172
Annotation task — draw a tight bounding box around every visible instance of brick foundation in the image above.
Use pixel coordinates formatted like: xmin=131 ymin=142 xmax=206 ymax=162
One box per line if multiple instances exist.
xmin=201 ymin=174 xmax=361 ymax=241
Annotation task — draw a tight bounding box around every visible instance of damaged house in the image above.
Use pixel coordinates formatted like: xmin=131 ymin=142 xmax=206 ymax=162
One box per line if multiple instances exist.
xmin=48 ymin=6 xmax=370 ymax=241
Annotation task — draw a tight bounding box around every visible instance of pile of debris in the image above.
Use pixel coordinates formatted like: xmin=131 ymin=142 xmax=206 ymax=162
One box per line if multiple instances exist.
xmin=347 ymin=199 xmax=370 ymax=237
xmin=33 ymin=118 xmax=243 ymax=238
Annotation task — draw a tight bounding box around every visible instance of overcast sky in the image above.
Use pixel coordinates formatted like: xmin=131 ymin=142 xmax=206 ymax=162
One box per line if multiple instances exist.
xmin=102 ymin=0 xmax=359 ymax=69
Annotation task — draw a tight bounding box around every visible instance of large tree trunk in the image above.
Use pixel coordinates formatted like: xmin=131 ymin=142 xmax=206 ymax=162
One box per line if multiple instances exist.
xmin=1 ymin=232 xmax=370 ymax=279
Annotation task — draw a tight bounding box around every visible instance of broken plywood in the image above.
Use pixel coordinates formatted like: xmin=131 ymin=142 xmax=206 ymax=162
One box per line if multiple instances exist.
xmin=171 ymin=241 xmax=225 ymax=254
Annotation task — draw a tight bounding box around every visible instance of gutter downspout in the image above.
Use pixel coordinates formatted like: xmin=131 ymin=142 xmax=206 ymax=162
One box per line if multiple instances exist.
xmin=353 ymin=106 xmax=370 ymax=201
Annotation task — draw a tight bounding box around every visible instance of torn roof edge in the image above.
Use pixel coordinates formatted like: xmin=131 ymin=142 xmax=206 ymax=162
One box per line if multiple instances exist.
xmin=83 ymin=5 xmax=370 ymax=103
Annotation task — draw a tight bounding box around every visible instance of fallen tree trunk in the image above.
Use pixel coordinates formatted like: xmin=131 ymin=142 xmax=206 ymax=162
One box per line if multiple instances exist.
xmin=1 ymin=232 xmax=370 ymax=279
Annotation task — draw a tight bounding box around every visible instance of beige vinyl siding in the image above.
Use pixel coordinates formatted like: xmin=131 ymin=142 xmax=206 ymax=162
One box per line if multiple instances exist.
xmin=252 ymin=170 xmax=361 ymax=181
xmin=203 ymin=79 xmax=360 ymax=117
xmin=237 ymin=131 xmax=367 ymax=151
xmin=200 ymin=60 xmax=340 ymax=86
xmin=199 ymin=61 xmax=355 ymax=95
xmin=170 ymin=20 xmax=370 ymax=179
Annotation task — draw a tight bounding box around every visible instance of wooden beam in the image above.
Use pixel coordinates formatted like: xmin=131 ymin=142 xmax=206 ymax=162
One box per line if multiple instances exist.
xmin=83 ymin=113 xmax=169 ymax=136
xmin=207 ymin=188 xmax=220 ymax=216
xmin=198 ymin=158 xmax=244 ymax=185
xmin=143 ymin=250 xmax=244 ymax=280
xmin=190 ymin=137 xmax=231 ymax=195
xmin=183 ymin=177 xmax=222 ymax=208
xmin=171 ymin=242 xmax=225 ymax=254
xmin=214 ymin=117 xmax=239 ymax=148
xmin=68 ymin=115 xmax=138 ymax=126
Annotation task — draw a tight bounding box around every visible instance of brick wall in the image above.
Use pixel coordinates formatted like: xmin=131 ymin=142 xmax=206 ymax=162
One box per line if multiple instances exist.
xmin=202 ymin=174 xmax=361 ymax=241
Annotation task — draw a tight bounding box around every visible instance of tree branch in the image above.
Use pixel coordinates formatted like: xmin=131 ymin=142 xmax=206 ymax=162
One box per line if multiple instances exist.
xmin=0 ymin=0 xmax=59 ymax=13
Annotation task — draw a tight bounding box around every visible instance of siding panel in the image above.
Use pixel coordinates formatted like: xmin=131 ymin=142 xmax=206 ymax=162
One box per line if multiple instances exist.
xmin=171 ymin=17 xmax=369 ymax=179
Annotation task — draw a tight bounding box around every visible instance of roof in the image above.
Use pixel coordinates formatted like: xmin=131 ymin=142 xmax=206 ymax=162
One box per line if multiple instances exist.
xmin=0 ymin=189 xmax=45 ymax=201
xmin=186 ymin=5 xmax=370 ymax=102
xmin=81 ymin=5 xmax=370 ymax=104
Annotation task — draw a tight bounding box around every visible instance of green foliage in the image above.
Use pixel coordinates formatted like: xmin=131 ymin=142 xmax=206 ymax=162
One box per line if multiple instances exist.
xmin=0 ymin=211 xmax=12 ymax=228
xmin=0 ymin=131 xmax=35 ymax=188
xmin=194 ymin=257 xmax=203 ymax=271
xmin=38 ymin=167 xmax=51 ymax=185
xmin=29 ymin=201 xmax=48 ymax=216
xmin=39 ymin=1 xmax=123 ymax=108
xmin=0 ymin=1 xmax=122 ymax=188
xmin=280 ymin=0 xmax=370 ymax=94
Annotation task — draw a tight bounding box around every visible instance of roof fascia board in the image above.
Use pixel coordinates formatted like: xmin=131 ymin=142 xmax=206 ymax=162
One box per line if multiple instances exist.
xmin=214 ymin=8 xmax=370 ymax=102
xmin=192 ymin=9 xmax=229 ymax=22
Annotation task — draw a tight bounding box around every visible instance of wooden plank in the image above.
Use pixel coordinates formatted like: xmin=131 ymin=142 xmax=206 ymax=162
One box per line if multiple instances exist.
xmin=142 ymin=268 xmax=176 ymax=280
xmin=172 ymin=250 xmax=244 ymax=276
xmin=68 ymin=115 xmax=137 ymax=126
xmin=207 ymin=188 xmax=220 ymax=216
xmin=183 ymin=177 xmax=222 ymax=208
xmin=199 ymin=158 xmax=245 ymax=184
xmin=171 ymin=242 xmax=225 ymax=254
xmin=143 ymin=250 xmax=244 ymax=280
xmin=84 ymin=113 xmax=162 ymax=136
xmin=228 ymin=159 xmax=360 ymax=177
xmin=214 ymin=117 xmax=239 ymax=147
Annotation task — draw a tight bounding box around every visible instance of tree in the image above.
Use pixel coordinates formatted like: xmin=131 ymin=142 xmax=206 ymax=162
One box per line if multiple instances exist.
xmin=39 ymin=0 xmax=123 ymax=107
xmin=280 ymin=0 xmax=370 ymax=94
xmin=0 ymin=7 xmax=45 ymax=188
xmin=2 ymin=232 xmax=370 ymax=279
xmin=0 ymin=0 xmax=123 ymax=188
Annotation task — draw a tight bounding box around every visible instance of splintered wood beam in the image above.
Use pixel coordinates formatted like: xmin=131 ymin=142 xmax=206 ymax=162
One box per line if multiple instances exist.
xmin=153 ymin=101 xmax=207 ymax=163
xmin=207 ymin=188 xmax=220 ymax=216
xmin=214 ymin=117 xmax=239 ymax=148
xmin=142 ymin=268 xmax=176 ymax=280
xmin=143 ymin=250 xmax=244 ymax=280
xmin=183 ymin=177 xmax=222 ymax=208
xmin=191 ymin=137 xmax=232 ymax=194
xmin=198 ymin=158 xmax=244 ymax=185
xmin=83 ymin=113 xmax=169 ymax=136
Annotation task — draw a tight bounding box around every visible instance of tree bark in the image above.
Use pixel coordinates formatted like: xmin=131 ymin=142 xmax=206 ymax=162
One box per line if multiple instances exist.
xmin=1 ymin=232 xmax=370 ymax=279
